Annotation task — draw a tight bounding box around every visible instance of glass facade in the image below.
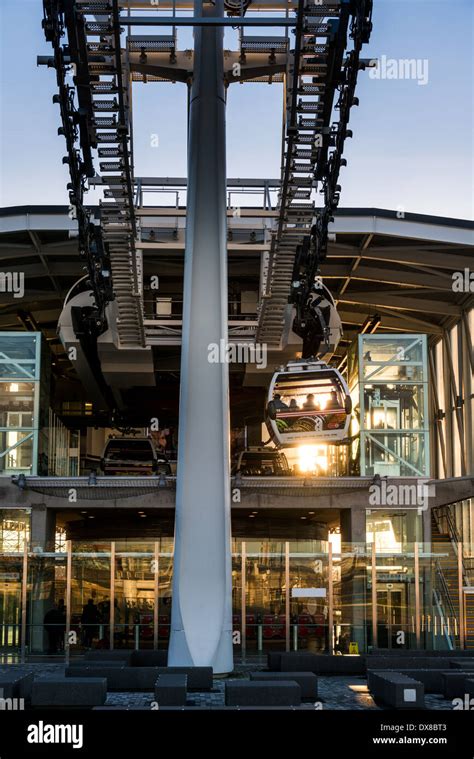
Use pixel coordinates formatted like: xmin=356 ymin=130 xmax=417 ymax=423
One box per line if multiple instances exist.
xmin=430 ymin=310 xmax=474 ymax=479
xmin=0 ymin=333 xmax=41 ymax=475
xmin=351 ymin=334 xmax=430 ymax=477
xmin=0 ymin=534 xmax=467 ymax=658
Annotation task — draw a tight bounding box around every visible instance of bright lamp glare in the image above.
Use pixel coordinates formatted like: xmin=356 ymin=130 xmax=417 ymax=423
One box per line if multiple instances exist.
xmin=298 ymin=445 xmax=328 ymax=473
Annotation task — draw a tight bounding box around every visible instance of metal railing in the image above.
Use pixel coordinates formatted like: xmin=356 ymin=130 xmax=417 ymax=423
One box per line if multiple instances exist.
xmin=433 ymin=505 xmax=470 ymax=586
xmin=433 ymin=560 xmax=457 ymax=650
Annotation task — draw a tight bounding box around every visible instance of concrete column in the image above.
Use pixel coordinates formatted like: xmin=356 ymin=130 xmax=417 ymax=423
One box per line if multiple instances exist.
xmin=340 ymin=508 xmax=367 ymax=652
xmin=168 ymin=0 xmax=233 ymax=674
xmin=30 ymin=505 xmax=56 ymax=552
xmin=30 ymin=505 xmax=57 ymax=653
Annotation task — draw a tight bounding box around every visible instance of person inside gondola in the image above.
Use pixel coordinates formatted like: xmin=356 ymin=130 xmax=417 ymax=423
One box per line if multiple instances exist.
xmin=273 ymin=393 xmax=289 ymax=410
xmin=326 ymin=391 xmax=340 ymax=410
xmin=303 ymin=393 xmax=318 ymax=411
xmin=289 ymin=398 xmax=299 ymax=411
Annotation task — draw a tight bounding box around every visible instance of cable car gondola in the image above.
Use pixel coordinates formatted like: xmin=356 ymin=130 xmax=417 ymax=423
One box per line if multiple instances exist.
xmin=266 ymin=360 xmax=352 ymax=447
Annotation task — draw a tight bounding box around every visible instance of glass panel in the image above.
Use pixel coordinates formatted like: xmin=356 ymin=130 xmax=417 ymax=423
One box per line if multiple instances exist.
xmin=0 ymin=432 xmax=34 ymax=474
xmin=361 ymin=336 xmax=425 ymax=382
xmin=290 ymin=550 xmax=329 ymax=652
xmin=339 ymin=543 xmax=368 ymax=653
xmin=114 ymin=549 xmax=155 ymax=650
xmin=0 ymin=334 xmax=39 ymax=380
xmin=0 ymin=555 xmax=23 ymax=651
xmin=363 ymin=431 xmax=427 ymax=476
xmin=246 ymin=544 xmax=286 ymax=652
xmin=366 ymin=512 xmax=422 ymax=553
xmin=158 ymin=546 xmax=173 ymax=647
xmin=0 ymin=382 xmax=35 ymax=426
xmin=28 ymin=553 xmax=67 ymax=655
xmin=363 ymin=384 xmax=426 ymax=430
xmin=70 ymin=549 xmax=111 ymax=652
xmin=231 ymin=550 xmax=243 ymax=654
xmin=370 ymin=548 xmax=415 ymax=650
xmin=0 ymin=510 xmax=30 ymax=552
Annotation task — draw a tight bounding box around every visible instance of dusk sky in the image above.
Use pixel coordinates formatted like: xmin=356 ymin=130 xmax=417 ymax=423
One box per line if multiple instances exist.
xmin=0 ymin=0 xmax=472 ymax=218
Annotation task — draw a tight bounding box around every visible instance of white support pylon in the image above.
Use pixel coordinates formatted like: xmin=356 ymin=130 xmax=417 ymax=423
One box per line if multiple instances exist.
xmin=168 ymin=0 xmax=233 ymax=674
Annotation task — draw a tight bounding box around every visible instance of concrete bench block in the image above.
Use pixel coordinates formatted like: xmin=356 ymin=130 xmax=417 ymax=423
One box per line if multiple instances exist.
xmin=93 ymin=705 xmax=153 ymax=711
xmin=370 ymin=649 xmax=434 ymax=657
xmin=154 ymin=667 xmax=213 ymax=690
xmin=69 ymin=660 xmax=129 ymax=668
xmin=279 ymin=653 xmax=365 ymax=675
xmin=324 ymin=656 xmax=366 ymax=675
xmin=267 ymin=652 xmax=284 ymax=671
xmin=279 ymin=653 xmax=320 ymax=673
xmin=84 ymin=650 xmax=134 ymax=664
xmin=449 ymin=660 xmax=474 ymax=670
xmin=368 ymin=669 xmax=447 ymax=694
xmin=225 ymin=681 xmax=301 ymax=706
xmin=154 ymin=674 xmax=187 ymax=706
xmin=250 ymin=671 xmax=317 ymax=699
xmin=131 ymin=650 xmax=168 ymax=667
xmin=0 ymin=672 xmax=34 ymax=701
xmin=368 ymin=672 xmax=424 ymax=708
xmin=367 ymin=656 xmax=461 ymax=670
xmin=158 ymin=706 xmax=210 ymax=711
xmin=32 ymin=677 xmax=107 ymax=707
xmin=442 ymin=672 xmax=474 ymax=699
xmin=65 ymin=666 xmax=162 ymax=691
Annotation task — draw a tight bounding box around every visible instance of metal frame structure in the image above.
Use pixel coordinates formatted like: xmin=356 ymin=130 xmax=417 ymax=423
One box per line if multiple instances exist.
xmin=356 ymin=333 xmax=431 ymax=478
xmin=0 ymin=333 xmax=41 ymax=476
xmin=258 ymin=0 xmax=373 ymax=350
xmin=39 ymin=0 xmax=373 ymax=357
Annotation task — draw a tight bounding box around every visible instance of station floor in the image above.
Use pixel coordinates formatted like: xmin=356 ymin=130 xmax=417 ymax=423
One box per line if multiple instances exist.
xmin=0 ymin=662 xmax=455 ymax=710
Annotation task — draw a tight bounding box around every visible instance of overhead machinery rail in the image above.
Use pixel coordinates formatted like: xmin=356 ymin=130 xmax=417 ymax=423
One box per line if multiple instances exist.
xmin=40 ymin=0 xmax=372 ymax=356
xmin=257 ymin=0 xmax=373 ymax=351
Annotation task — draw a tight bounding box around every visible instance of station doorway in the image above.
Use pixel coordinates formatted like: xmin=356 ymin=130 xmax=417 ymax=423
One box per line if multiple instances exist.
xmin=376 ymin=584 xmax=408 ymax=649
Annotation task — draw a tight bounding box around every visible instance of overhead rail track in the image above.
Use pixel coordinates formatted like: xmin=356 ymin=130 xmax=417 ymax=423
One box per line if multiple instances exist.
xmin=40 ymin=0 xmax=114 ymax=339
xmin=41 ymin=0 xmax=372 ymax=355
xmin=41 ymin=0 xmax=146 ymax=348
xmin=257 ymin=0 xmax=373 ymax=350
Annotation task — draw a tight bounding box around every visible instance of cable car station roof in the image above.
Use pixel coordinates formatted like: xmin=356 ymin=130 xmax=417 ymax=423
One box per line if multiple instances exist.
xmin=1 ymin=203 xmax=472 ymax=367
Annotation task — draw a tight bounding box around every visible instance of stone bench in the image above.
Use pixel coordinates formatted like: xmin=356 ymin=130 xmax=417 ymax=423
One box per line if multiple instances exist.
xmin=154 ymin=674 xmax=187 ymax=706
xmin=442 ymin=672 xmax=474 ymax=699
xmin=154 ymin=666 xmax=213 ymax=691
xmin=366 ymin=656 xmax=452 ymax=670
xmin=368 ymin=669 xmax=449 ymax=694
xmin=371 ymin=649 xmax=474 ymax=657
xmin=69 ymin=660 xmax=129 ymax=669
xmin=0 ymin=671 xmax=34 ymax=701
xmin=368 ymin=672 xmax=424 ymax=709
xmin=250 ymin=671 xmax=317 ymax=700
xmin=268 ymin=652 xmax=317 ymax=672
xmin=225 ymin=681 xmax=301 ymax=707
xmin=267 ymin=652 xmax=285 ymax=671
xmin=130 ymin=650 xmax=168 ymax=667
xmin=278 ymin=652 xmax=365 ymax=675
xmin=32 ymin=677 xmax=107 ymax=707
xmin=449 ymin=660 xmax=474 ymax=670
xmin=84 ymin=650 xmax=134 ymax=664
xmin=65 ymin=666 xmax=161 ymax=691
xmin=93 ymin=705 xmax=153 ymax=711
